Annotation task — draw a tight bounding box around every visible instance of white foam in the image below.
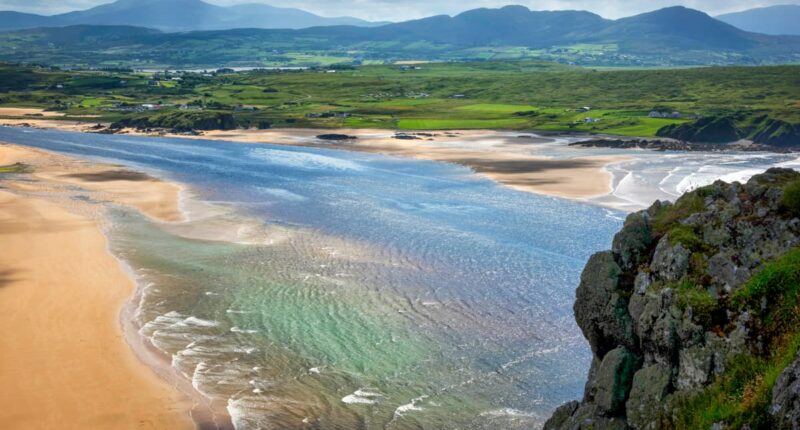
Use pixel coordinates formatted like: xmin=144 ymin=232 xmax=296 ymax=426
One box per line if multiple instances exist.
xmin=249 ymin=147 xmax=365 ymax=172
xmin=480 ymin=408 xmax=539 ymax=418
xmin=230 ymin=327 xmax=259 ymax=334
xmin=500 ymin=346 xmax=560 ymax=371
xmin=393 ymin=395 xmax=429 ymax=418
xmin=309 ymin=367 xmax=321 ymax=374
xmin=257 ymin=187 xmax=308 ymax=202
xmin=342 ymin=389 xmax=382 ymax=405
xmin=183 ymin=316 xmax=220 ymax=327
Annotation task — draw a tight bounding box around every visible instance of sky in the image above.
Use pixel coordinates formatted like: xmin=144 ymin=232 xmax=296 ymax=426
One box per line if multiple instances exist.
xmin=2 ymin=0 xmax=799 ymax=20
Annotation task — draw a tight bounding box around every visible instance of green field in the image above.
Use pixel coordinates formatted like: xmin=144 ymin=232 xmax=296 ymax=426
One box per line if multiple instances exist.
xmin=0 ymin=61 xmax=798 ymax=139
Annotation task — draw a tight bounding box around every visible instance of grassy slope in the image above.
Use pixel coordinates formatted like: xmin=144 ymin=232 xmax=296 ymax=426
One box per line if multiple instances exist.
xmin=0 ymin=61 xmax=798 ymax=137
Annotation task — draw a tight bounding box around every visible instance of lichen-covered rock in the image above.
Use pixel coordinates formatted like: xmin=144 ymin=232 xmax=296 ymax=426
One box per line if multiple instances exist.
xmin=631 ymin=289 xmax=703 ymax=367
xmin=707 ymin=251 xmax=751 ymax=292
xmin=544 ymin=401 xmax=579 ymax=430
xmin=650 ymin=238 xmax=691 ymax=282
xmin=676 ymin=345 xmax=714 ymax=390
xmin=613 ymin=212 xmax=654 ymax=271
xmin=544 ymin=402 xmax=630 ymax=430
xmin=594 ymin=347 xmax=642 ymax=414
xmin=626 ymin=364 xmax=672 ymax=429
xmin=771 ymin=352 xmax=800 ymax=430
xmin=574 ymin=252 xmax=636 ymax=357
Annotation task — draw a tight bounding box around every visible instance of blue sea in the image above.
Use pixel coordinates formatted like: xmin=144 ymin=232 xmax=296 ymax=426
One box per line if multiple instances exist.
xmin=0 ymin=126 xmax=624 ymax=429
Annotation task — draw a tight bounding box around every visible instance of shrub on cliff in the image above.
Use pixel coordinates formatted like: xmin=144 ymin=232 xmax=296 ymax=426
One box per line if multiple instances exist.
xmin=783 ymin=179 xmax=800 ymax=215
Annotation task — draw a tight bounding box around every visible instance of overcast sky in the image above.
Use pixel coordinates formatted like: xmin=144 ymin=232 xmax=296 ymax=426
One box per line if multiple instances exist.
xmin=2 ymin=0 xmax=799 ymax=20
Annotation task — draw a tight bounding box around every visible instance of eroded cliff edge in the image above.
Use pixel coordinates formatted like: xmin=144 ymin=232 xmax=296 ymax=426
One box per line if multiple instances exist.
xmin=546 ymin=168 xmax=800 ymax=429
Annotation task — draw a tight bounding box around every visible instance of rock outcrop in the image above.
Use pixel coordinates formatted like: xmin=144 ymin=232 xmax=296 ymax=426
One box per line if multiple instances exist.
xmin=546 ymin=168 xmax=800 ymax=430
xmin=656 ymin=115 xmax=800 ymax=148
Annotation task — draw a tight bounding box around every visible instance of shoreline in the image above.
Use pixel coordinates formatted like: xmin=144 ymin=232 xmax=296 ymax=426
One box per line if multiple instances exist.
xmin=0 ymin=118 xmax=629 ymax=202
xmin=0 ymin=144 xmax=206 ymax=429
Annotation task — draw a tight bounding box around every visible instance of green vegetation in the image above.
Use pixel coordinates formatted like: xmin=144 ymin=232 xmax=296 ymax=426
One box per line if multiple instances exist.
xmin=0 ymin=61 xmax=797 ymax=139
xmin=672 ymin=247 xmax=800 ymax=429
xmin=651 ymin=191 xmax=708 ymax=235
xmin=783 ymin=179 xmax=800 ymax=214
xmin=0 ymin=163 xmax=30 ymax=173
xmin=671 ymin=279 xmax=718 ymax=327
xmin=671 ymin=335 xmax=800 ymax=430
xmin=733 ymin=248 xmax=800 ymax=343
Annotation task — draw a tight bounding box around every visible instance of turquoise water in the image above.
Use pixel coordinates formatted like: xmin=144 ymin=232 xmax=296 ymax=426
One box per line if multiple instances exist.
xmin=0 ymin=127 xmax=623 ymax=429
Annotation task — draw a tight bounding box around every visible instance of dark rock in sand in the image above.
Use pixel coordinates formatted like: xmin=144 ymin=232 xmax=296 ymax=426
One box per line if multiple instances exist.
xmin=317 ymin=134 xmax=358 ymax=141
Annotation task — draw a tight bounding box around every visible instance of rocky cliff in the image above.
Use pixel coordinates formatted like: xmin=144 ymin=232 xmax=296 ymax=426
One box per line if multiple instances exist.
xmin=545 ymin=168 xmax=800 ymax=429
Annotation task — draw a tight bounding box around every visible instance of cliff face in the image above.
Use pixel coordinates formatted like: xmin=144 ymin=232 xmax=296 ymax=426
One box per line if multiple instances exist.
xmin=546 ymin=168 xmax=800 ymax=430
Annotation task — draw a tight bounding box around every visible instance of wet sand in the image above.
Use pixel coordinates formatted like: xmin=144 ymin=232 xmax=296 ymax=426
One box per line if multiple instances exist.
xmin=0 ymin=144 xmax=194 ymax=429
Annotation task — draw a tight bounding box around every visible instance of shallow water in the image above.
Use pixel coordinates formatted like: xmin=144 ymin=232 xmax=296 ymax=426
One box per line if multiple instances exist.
xmin=1 ymin=126 xmax=794 ymax=429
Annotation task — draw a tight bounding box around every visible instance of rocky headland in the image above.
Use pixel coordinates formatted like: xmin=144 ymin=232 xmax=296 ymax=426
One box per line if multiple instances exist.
xmin=546 ymin=168 xmax=800 ymax=429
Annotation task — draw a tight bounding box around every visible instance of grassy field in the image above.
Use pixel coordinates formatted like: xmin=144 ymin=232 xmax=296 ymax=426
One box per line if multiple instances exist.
xmin=0 ymin=61 xmax=797 ymax=137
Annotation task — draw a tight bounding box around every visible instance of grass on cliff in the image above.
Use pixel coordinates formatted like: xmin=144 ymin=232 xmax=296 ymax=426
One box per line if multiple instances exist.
xmin=671 ymin=247 xmax=800 ymax=429
xmin=783 ymin=179 xmax=800 ymax=215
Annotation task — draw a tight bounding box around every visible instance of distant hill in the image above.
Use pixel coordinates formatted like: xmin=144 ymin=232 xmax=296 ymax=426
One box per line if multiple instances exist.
xmin=0 ymin=6 xmax=798 ymax=68
xmin=717 ymin=5 xmax=800 ymax=36
xmin=359 ymin=6 xmax=611 ymax=47
xmin=595 ymin=6 xmax=759 ymax=51
xmin=0 ymin=0 xmax=384 ymax=32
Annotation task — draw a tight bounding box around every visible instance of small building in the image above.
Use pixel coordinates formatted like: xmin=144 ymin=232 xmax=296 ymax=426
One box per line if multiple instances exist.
xmin=584 ymin=117 xmax=600 ymax=124
xmin=649 ymin=111 xmax=682 ymax=119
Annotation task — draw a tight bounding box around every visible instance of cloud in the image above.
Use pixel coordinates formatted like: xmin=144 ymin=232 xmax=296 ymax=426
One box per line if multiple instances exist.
xmin=1 ymin=0 xmax=799 ymax=20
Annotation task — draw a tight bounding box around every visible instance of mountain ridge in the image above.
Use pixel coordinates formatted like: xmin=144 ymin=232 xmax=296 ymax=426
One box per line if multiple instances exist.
xmin=717 ymin=5 xmax=800 ymax=36
xmin=1 ymin=5 xmax=798 ymax=67
xmin=0 ymin=0 xmax=385 ymax=32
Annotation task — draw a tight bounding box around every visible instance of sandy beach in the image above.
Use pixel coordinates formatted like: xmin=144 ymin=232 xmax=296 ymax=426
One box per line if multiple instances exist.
xmin=0 ymin=119 xmax=626 ymax=200
xmin=0 ymin=144 xmax=193 ymax=429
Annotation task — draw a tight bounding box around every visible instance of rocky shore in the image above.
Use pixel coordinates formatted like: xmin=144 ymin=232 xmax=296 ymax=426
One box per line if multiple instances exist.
xmin=546 ymin=168 xmax=800 ymax=429
xmin=569 ymin=138 xmax=797 ymax=153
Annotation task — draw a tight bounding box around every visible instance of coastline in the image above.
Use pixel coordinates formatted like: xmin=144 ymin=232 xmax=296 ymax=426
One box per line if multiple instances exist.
xmin=0 ymin=118 xmax=627 ymax=201
xmin=0 ymin=144 xmax=197 ymax=429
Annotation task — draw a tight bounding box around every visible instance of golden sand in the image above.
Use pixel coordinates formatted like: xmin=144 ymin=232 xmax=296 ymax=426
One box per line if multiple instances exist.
xmin=0 ymin=144 xmax=193 ymax=429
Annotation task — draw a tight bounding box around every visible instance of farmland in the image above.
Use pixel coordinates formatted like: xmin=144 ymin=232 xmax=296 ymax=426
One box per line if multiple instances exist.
xmin=0 ymin=61 xmax=798 ymax=139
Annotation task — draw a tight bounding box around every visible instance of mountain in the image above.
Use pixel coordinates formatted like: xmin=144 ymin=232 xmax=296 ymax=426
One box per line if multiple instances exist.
xmin=0 ymin=6 xmax=798 ymax=68
xmin=595 ymin=6 xmax=759 ymax=51
xmin=0 ymin=0 xmax=383 ymax=32
xmin=0 ymin=11 xmax=52 ymax=31
xmin=717 ymin=5 xmax=800 ymax=36
xmin=302 ymin=5 xmax=794 ymax=54
xmin=545 ymin=167 xmax=800 ymax=429
xmin=360 ymin=6 xmax=610 ymax=47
